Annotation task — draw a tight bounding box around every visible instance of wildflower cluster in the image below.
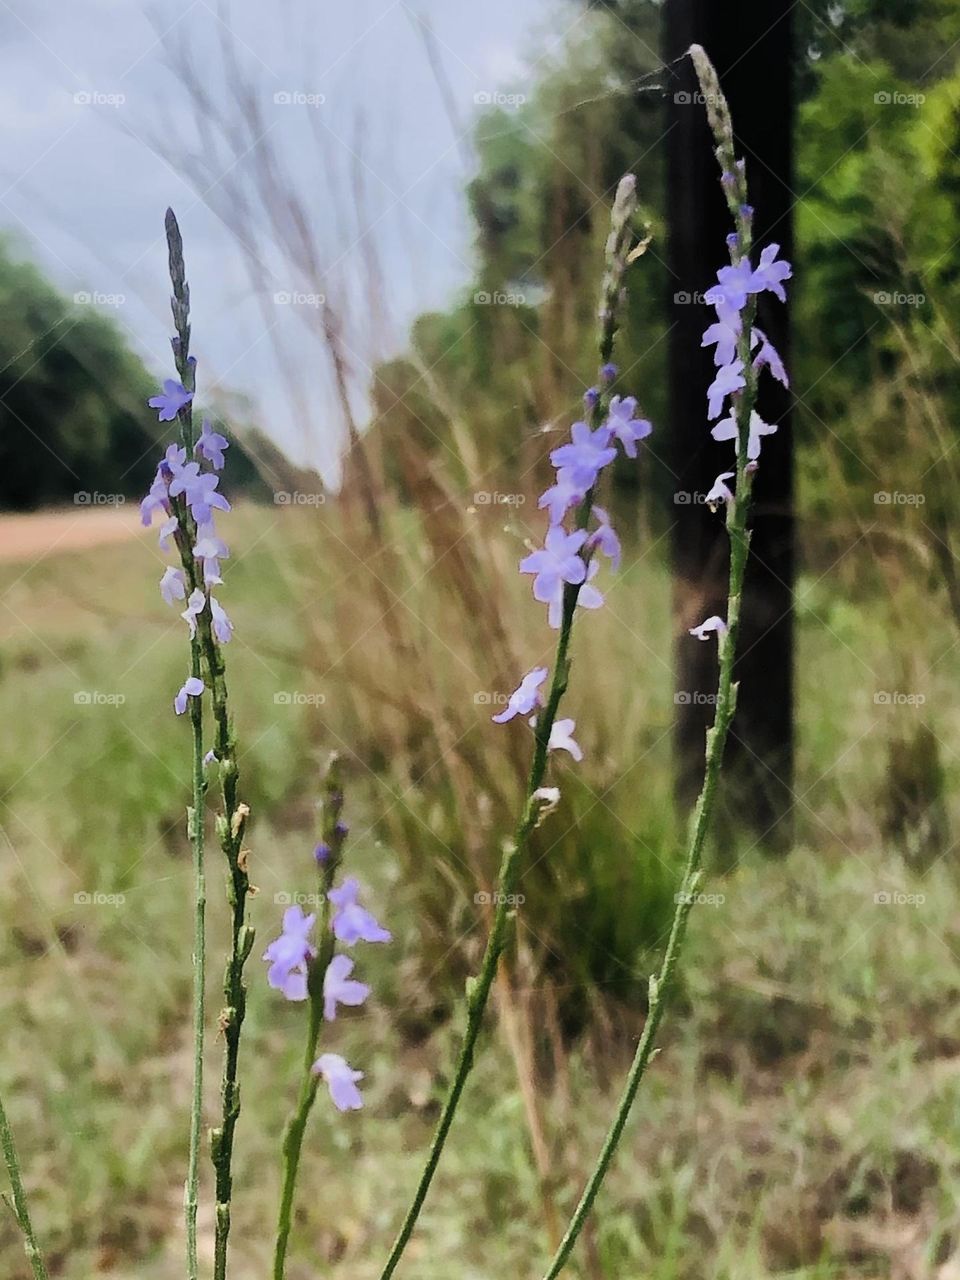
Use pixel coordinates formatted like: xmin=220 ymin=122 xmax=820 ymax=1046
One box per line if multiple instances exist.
xmin=142 ymin=391 xmax=233 ymax=713
xmin=499 ymin=362 xmax=652 ymax=762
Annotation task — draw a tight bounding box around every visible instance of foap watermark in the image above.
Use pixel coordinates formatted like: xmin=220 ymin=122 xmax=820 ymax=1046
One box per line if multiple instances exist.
xmin=674 ymin=890 xmax=725 ymax=907
xmin=275 ymin=891 xmax=323 ymax=907
xmin=73 ymin=290 xmax=125 ymax=308
xmin=674 ymin=90 xmax=727 ymax=108
xmin=873 ymin=291 xmax=926 ymax=307
xmin=74 ymin=691 xmax=125 ymax=707
xmin=673 ymin=290 xmax=720 ymax=307
xmin=874 ymin=690 xmax=926 ymax=707
xmin=274 ymin=691 xmax=326 ymax=706
xmin=874 ymin=90 xmax=925 ymax=107
xmin=673 ymin=490 xmax=716 ymax=506
xmin=475 ymin=890 xmax=525 ymax=907
xmin=674 ymin=690 xmax=727 ymax=707
xmin=74 ymin=890 xmax=126 ymax=907
xmin=74 ymin=490 xmax=125 ymax=506
xmin=273 ymin=90 xmax=326 ymax=107
xmin=273 ymin=290 xmax=325 ymax=307
xmin=73 ymin=90 xmax=125 ymax=108
xmin=274 ymin=490 xmax=325 ymax=506
xmin=874 ymin=490 xmax=925 ymax=506
xmin=473 ymin=90 xmax=526 ymax=109
xmin=873 ymin=890 xmax=925 ymax=906
xmin=473 ymin=490 xmax=526 ymax=507
xmin=474 ymin=289 xmax=526 ymax=306
xmin=473 ymin=691 xmax=509 ymax=708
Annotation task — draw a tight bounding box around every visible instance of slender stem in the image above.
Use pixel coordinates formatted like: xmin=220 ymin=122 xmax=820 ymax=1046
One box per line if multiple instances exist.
xmin=164 ymin=207 xmax=254 ymax=1280
xmin=541 ymin=49 xmax=770 ymax=1278
xmin=184 ymin=645 xmax=205 ymax=1280
xmin=0 ymin=1092 xmax=48 ymax=1280
xmin=377 ymin=175 xmax=640 ymax=1280
xmin=272 ymin=758 xmax=343 ymax=1280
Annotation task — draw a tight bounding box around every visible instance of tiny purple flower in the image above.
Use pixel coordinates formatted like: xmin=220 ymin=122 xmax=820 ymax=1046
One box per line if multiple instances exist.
xmin=604 ymin=396 xmax=652 ymax=459
xmin=323 ymin=954 xmax=370 ymax=1022
xmin=329 ymin=877 xmax=392 ymax=946
xmin=600 ymin=362 xmax=618 ymax=383
xmin=538 ymin=473 xmax=584 ymax=526
xmin=549 ymin=422 xmax=617 ymax=490
xmin=196 ymin=418 xmax=229 ymax=470
xmin=210 ymin=596 xmax=233 ymax=644
xmin=203 ymin=749 xmax=219 ymax=768
xmin=148 ymin=379 xmax=193 ymax=422
xmin=689 ymin=615 xmax=728 ymax=642
xmin=174 ymin=675 xmax=205 ymax=716
xmin=194 ymin=529 xmax=229 ymax=586
xmin=701 ymin=313 xmax=741 ymax=369
xmin=751 ymin=243 xmax=792 ymax=301
xmin=181 ymin=587 xmax=205 ymax=639
xmin=707 ymin=359 xmax=746 ymax=420
xmin=140 ymin=476 xmax=170 ymax=527
xmin=160 ymin=566 xmax=186 ymax=607
xmin=312 ymin=1053 xmax=363 ymax=1112
xmin=314 ymin=841 xmax=332 ymax=864
xmin=706 ymin=472 xmax=735 ymax=509
xmin=520 ymin=526 xmax=588 ymax=622
xmin=576 ymin=559 xmax=604 ymax=613
xmin=492 ymin=666 xmax=549 ymax=724
xmin=711 ymin=410 xmax=778 ymax=462
xmin=752 ymin=327 xmax=789 ymax=387
xmin=263 ymin=904 xmax=316 ymax=1001
xmin=158 ymin=516 xmax=179 ymax=552
xmin=583 ymin=386 xmax=600 ymax=409
xmin=589 ymin=507 xmax=621 ymax=569
xmin=547 ymin=717 xmax=583 ymax=762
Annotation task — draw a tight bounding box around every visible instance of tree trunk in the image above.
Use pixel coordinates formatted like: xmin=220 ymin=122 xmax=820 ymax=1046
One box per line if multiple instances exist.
xmin=664 ymin=0 xmax=795 ymax=851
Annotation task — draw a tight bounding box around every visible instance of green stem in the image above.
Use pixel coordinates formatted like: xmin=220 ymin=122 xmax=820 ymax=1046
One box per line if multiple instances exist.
xmin=540 ymin=50 xmax=768 ymax=1278
xmin=377 ymin=175 xmax=641 ymax=1280
xmin=0 ymin=1092 xmax=48 ymax=1280
xmin=184 ymin=637 xmax=205 ymax=1280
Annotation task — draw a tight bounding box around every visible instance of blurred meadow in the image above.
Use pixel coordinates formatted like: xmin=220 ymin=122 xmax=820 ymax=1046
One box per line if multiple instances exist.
xmin=4 ymin=1 xmax=960 ymax=1278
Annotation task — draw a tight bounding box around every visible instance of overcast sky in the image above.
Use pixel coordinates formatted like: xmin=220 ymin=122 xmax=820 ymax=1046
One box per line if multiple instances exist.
xmin=0 ymin=0 xmax=595 ymax=480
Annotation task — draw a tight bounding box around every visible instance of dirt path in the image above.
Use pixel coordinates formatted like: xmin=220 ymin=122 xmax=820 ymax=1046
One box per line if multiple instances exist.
xmin=0 ymin=505 xmax=146 ymax=563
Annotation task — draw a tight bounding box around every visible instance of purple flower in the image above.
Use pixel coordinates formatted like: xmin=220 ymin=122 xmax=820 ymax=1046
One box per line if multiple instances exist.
xmin=314 ymin=841 xmax=332 ymax=864
xmin=751 ymin=243 xmax=792 ymax=302
xmin=160 ymin=566 xmax=186 ymax=607
xmin=576 ymin=559 xmax=604 ymax=614
xmin=547 ymin=717 xmax=583 ymax=761
xmin=174 ymin=675 xmax=205 ymax=716
xmin=520 ymin=526 xmax=587 ymax=625
xmin=158 ymin=517 xmax=179 ymax=552
xmin=706 ymin=472 xmax=735 ymax=509
xmin=711 ymin=409 xmax=778 ymax=462
xmin=169 ymin=465 xmax=231 ymax=526
xmin=196 ymin=418 xmax=229 ymax=470
xmin=263 ymin=904 xmax=316 ymax=1001
xmin=538 ymin=473 xmax=584 ymax=526
xmin=193 ymin=529 xmax=229 ymax=586
xmin=203 ymin=750 xmax=219 ymax=768
xmin=701 ymin=313 xmax=741 ymax=368
xmin=752 ymin=327 xmax=789 ymax=387
xmin=492 ymin=666 xmax=549 ymax=724
xmin=708 ymin=263 xmax=754 ymax=315
xmin=140 ymin=476 xmax=170 ymax=527
xmin=549 ymin=422 xmax=617 ymax=490
xmin=181 ymin=587 xmax=205 ymax=639
xmin=148 ymin=379 xmax=193 ymax=422
xmin=323 ymin=954 xmax=370 ymax=1022
xmin=600 ymin=362 xmax=618 ymax=383
xmin=604 ymin=396 xmax=652 ymax=459
xmin=707 ymin=360 xmax=746 ymax=420
xmin=589 ymin=507 xmax=621 ymax=569
xmin=689 ymin=615 xmax=728 ymax=642
xmin=210 ymin=596 xmax=233 ymax=644
xmin=329 ymin=877 xmax=392 ymax=945
xmin=312 ymin=1053 xmax=363 ymax=1112
xmin=583 ymin=386 xmax=600 ymax=409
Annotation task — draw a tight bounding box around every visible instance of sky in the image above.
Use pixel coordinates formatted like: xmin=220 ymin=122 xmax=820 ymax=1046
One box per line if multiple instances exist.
xmin=0 ymin=0 xmax=592 ymax=481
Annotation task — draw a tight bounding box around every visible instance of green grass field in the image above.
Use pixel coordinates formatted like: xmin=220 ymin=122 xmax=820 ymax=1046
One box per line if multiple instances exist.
xmin=2 ymin=508 xmax=960 ymax=1279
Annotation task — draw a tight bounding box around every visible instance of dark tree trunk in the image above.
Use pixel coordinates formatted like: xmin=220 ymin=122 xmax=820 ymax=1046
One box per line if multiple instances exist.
xmin=664 ymin=0 xmax=795 ymax=850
